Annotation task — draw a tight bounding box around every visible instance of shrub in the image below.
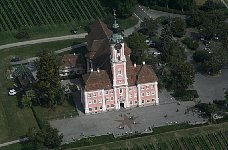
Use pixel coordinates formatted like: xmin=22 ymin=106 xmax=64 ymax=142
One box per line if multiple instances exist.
xmin=182 ymin=37 xmax=199 ymax=50
xmin=173 ymin=89 xmax=199 ymax=101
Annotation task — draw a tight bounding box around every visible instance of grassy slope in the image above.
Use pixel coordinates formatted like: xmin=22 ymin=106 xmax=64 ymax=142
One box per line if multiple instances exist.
xmin=0 ymin=39 xmax=85 ymax=143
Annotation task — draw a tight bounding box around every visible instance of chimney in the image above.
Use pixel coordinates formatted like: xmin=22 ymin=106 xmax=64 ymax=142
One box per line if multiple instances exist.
xmin=134 ymin=63 xmax=136 ymax=67
xmin=97 ymin=68 xmax=100 ymax=72
xmin=90 ymin=68 xmax=93 ymax=72
xmin=142 ymin=61 xmax=145 ymax=65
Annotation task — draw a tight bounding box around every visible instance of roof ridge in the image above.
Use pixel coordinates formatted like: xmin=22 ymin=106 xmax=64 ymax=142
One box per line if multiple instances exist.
xmin=98 ymin=19 xmax=111 ymax=38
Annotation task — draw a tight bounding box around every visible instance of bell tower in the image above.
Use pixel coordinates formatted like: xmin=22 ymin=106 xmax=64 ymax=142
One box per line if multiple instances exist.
xmin=110 ymin=9 xmax=128 ymax=87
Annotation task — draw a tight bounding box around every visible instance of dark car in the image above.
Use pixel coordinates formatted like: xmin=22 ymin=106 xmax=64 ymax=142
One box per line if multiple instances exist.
xmin=10 ymin=57 xmax=20 ymax=62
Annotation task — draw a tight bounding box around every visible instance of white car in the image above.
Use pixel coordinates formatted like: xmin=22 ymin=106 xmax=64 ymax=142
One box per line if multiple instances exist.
xmin=8 ymin=89 xmax=16 ymax=96
xmin=153 ymin=52 xmax=161 ymax=55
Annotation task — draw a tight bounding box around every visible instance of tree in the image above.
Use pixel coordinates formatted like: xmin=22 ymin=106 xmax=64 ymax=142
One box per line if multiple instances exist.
xmin=171 ymin=17 xmax=186 ymax=37
xmin=24 ymin=126 xmax=63 ymax=150
xmin=168 ymin=61 xmax=195 ymax=90
xmin=127 ymin=32 xmax=148 ymax=64
xmin=225 ymin=90 xmax=228 ymax=103
xmin=159 ymin=25 xmax=173 ymax=53
xmin=114 ymin=0 xmax=137 ymax=18
xmin=140 ymin=18 xmax=158 ymax=37
xmin=36 ymin=51 xmax=62 ymax=108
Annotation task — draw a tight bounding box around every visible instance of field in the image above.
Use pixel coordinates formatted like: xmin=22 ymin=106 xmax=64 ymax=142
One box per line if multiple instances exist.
xmin=75 ymin=122 xmax=228 ymax=150
xmin=0 ymin=0 xmax=105 ymax=44
xmin=0 ymin=39 xmax=85 ymax=144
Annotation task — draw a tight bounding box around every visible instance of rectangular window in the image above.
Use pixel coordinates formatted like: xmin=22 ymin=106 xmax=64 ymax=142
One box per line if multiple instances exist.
xmin=129 ymin=94 xmax=132 ymax=98
xmin=93 ymin=93 xmax=97 ymax=97
xmin=88 ymin=94 xmax=91 ymax=98
xmin=105 ymin=98 xmax=109 ymax=101
xmin=147 ymin=100 xmax=150 ymax=103
xmin=107 ymin=105 xmax=109 ymax=108
xmin=98 ymin=99 xmax=102 ymax=103
xmin=142 ymin=100 xmax=144 ymax=104
xmin=110 ymin=90 xmax=113 ymax=94
xmin=152 ymin=99 xmax=155 ymax=101
xmin=95 ymin=107 xmax=97 ymax=110
xmin=105 ymin=91 xmax=109 ymax=95
xmin=135 ymin=101 xmax=138 ymax=104
xmin=100 ymin=106 xmax=103 ymax=110
xmin=146 ymin=86 xmax=149 ymax=89
xmin=141 ymin=93 xmax=144 ymax=97
xmin=119 ymin=89 xmax=123 ymax=94
xmin=151 ymin=92 xmax=155 ymax=95
xmin=141 ymin=86 xmax=144 ymax=90
xmin=111 ymin=104 xmax=114 ymax=108
xmin=93 ymin=100 xmax=97 ymax=104
xmin=146 ymin=92 xmax=150 ymax=96
xmin=110 ymin=97 xmax=114 ymax=101
xmin=130 ymin=101 xmax=133 ymax=104
xmin=89 ymin=108 xmax=92 ymax=111
xmin=89 ymin=101 xmax=92 ymax=104
xmin=118 ymin=70 xmax=122 ymax=75
xmin=151 ymin=85 xmax=155 ymax=89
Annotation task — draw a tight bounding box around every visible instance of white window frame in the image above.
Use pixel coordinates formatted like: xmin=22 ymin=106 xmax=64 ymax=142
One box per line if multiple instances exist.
xmin=141 ymin=92 xmax=144 ymax=97
xmin=129 ymin=94 xmax=132 ymax=98
xmin=93 ymin=93 xmax=97 ymax=97
xmin=98 ymin=99 xmax=102 ymax=103
xmin=95 ymin=107 xmax=97 ymax=110
xmin=89 ymin=100 xmax=92 ymax=104
xmin=105 ymin=98 xmax=109 ymax=101
xmin=89 ymin=108 xmax=92 ymax=111
xmin=105 ymin=91 xmax=109 ymax=95
xmin=110 ymin=97 xmax=114 ymax=101
xmin=93 ymin=100 xmax=97 ymax=104
xmin=151 ymin=92 xmax=155 ymax=95
xmin=88 ymin=94 xmax=91 ymax=98
xmin=146 ymin=92 xmax=150 ymax=96
xmin=147 ymin=99 xmax=150 ymax=103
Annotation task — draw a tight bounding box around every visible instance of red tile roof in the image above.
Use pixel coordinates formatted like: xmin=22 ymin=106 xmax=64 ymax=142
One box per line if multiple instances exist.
xmin=82 ymin=70 xmax=112 ymax=91
xmin=60 ymin=54 xmax=82 ymax=69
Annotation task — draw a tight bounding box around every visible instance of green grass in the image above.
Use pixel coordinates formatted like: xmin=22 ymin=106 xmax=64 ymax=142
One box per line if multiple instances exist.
xmin=0 ymin=143 xmax=22 ymax=150
xmin=0 ymin=39 xmax=85 ymax=143
xmin=118 ymin=15 xmax=139 ymax=29
xmin=33 ymin=95 xmax=78 ymax=121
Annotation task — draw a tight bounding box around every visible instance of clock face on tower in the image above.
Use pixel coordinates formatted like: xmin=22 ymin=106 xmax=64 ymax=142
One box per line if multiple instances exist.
xmin=114 ymin=43 xmax=122 ymax=50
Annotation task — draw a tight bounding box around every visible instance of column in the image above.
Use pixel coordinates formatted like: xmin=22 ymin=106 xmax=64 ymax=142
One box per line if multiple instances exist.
xmin=137 ymin=84 xmax=141 ymax=106
xmin=125 ymin=86 xmax=129 ymax=108
xmin=84 ymin=91 xmax=89 ymax=114
xmin=155 ymin=82 xmax=159 ymax=105
xmin=102 ymin=89 xmax=106 ymax=111
xmin=114 ymin=87 xmax=119 ymax=109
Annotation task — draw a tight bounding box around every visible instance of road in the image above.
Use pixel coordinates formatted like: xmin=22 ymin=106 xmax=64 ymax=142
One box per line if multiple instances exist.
xmin=0 ymin=33 xmax=87 ymax=50
xmin=135 ymin=5 xmax=185 ymax=20
xmin=221 ymin=0 xmax=228 ymax=8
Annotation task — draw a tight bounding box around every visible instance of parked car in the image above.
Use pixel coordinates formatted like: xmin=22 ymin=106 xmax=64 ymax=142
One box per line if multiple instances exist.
xmin=8 ymin=89 xmax=16 ymax=96
xmin=10 ymin=57 xmax=20 ymax=62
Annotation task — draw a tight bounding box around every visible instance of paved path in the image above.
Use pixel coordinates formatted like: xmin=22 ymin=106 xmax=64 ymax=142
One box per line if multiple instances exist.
xmin=0 ymin=138 xmax=28 ymax=148
xmin=10 ymin=42 xmax=87 ymax=66
xmin=0 ymin=33 xmax=87 ymax=50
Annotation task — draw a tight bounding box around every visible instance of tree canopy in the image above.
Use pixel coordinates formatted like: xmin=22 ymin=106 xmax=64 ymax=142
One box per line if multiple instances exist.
xmin=36 ymin=51 xmax=62 ymax=108
xmin=171 ymin=17 xmax=186 ymax=37
xmin=114 ymin=0 xmax=137 ymax=18
xmin=24 ymin=126 xmax=63 ymax=150
xmin=127 ymin=32 xmax=148 ymax=64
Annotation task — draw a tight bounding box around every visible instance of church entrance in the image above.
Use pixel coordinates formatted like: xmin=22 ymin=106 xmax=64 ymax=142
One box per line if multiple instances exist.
xmin=120 ymin=103 xmax=125 ymax=108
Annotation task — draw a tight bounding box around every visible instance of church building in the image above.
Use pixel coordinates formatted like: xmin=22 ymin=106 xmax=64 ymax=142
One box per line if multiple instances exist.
xmin=81 ymin=14 xmax=159 ymax=114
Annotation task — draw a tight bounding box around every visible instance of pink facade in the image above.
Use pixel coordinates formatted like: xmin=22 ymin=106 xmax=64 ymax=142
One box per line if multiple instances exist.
xmin=81 ymin=19 xmax=159 ymax=114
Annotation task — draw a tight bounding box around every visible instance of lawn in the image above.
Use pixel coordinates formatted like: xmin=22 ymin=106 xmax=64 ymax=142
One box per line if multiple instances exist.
xmin=0 ymin=39 xmax=85 ymax=144
xmin=33 ymin=95 xmax=78 ymax=121
xmin=73 ymin=122 xmax=228 ymax=150
xmin=0 ymin=143 xmax=22 ymax=150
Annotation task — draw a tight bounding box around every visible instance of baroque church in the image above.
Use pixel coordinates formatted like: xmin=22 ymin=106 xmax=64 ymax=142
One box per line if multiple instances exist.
xmin=81 ymin=13 xmax=159 ymax=114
